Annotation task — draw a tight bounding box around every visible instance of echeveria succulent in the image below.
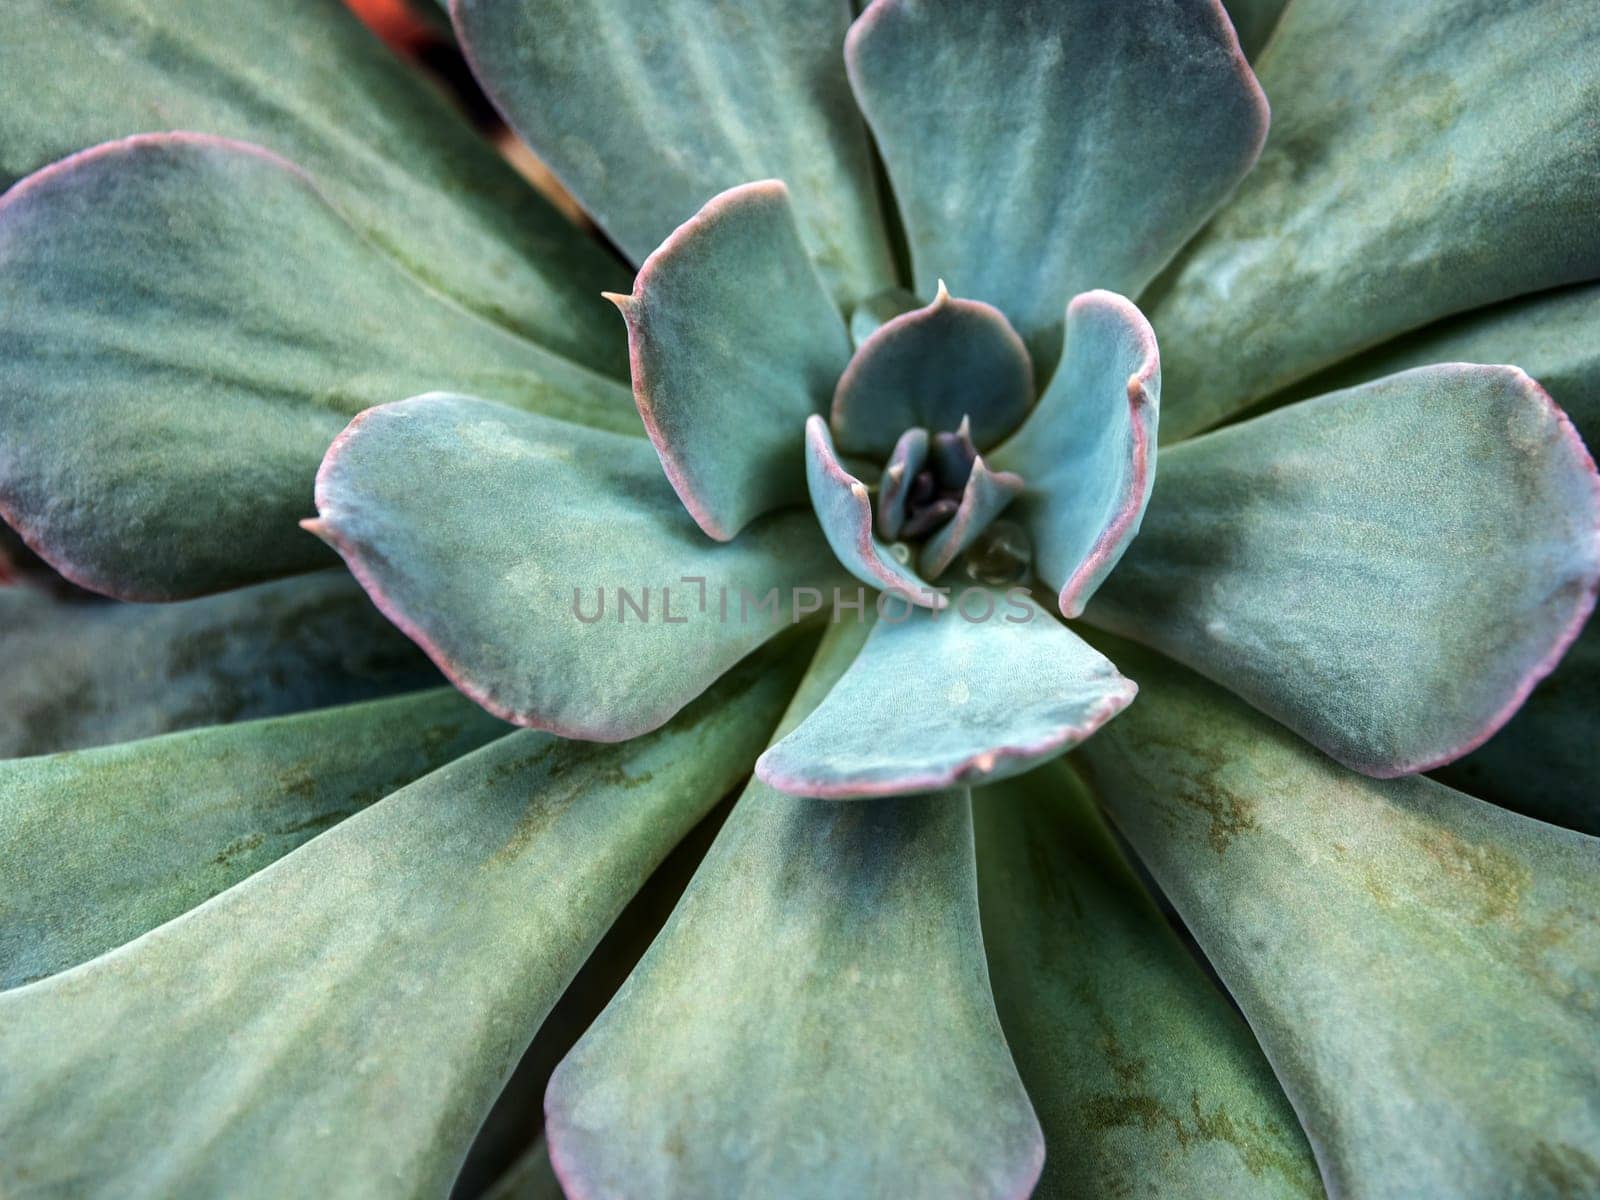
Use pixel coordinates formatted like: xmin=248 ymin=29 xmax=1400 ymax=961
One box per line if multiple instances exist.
xmin=2 ymin=1 xmax=1599 ymax=1198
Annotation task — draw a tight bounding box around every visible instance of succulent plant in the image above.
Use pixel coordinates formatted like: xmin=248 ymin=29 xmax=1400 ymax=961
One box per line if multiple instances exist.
xmin=2 ymin=0 xmax=1599 ymax=1197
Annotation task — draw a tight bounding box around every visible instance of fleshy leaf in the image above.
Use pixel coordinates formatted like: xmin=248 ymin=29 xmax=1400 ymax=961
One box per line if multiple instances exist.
xmin=1150 ymin=0 xmax=1600 ymax=440
xmin=877 ymin=427 xmax=931 ymax=541
xmin=1086 ymin=364 xmax=1600 ymax=778
xmin=452 ymin=0 xmax=895 ymax=304
xmin=846 ymin=0 xmax=1267 ymax=366
xmin=546 ymin=621 xmax=1044 ymax=1198
xmin=0 ymin=134 xmax=637 ymax=600
xmin=994 ymin=291 xmax=1159 ymax=618
xmin=974 ymin=763 xmax=1321 ymax=1200
xmin=0 ymin=638 xmax=805 ymax=1199
xmin=918 ymin=457 xmax=1024 ymax=580
xmin=0 ymin=0 xmax=628 ymax=375
xmin=1274 ymin=283 xmax=1600 ymax=831
xmin=311 ymin=393 xmax=845 ymax=740
xmin=612 ymin=181 xmax=853 ymax=540
xmin=831 ymin=282 xmax=1035 ymax=457
xmin=1 ymin=690 xmax=506 ymax=990
xmin=0 ymin=571 xmax=437 ymax=758
xmin=756 ymin=592 xmax=1135 ymax=799
xmin=804 ymin=416 xmax=945 ymax=609
xmin=1074 ymin=634 xmax=1600 ymax=1200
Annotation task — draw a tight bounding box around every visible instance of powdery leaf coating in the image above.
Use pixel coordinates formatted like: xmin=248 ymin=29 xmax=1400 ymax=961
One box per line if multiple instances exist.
xmin=847 ymin=0 xmax=1266 ymax=367
xmin=0 ymin=644 xmax=805 ymax=1199
xmin=452 ymin=0 xmax=895 ymax=305
xmin=995 ymin=290 xmax=1160 ymax=619
xmin=974 ymin=763 xmax=1321 ymax=1200
xmin=546 ymin=622 xmax=1044 ymax=1200
xmin=310 ymin=393 xmax=846 ymax=741
xmin=1152 ymin=0 xmax=1600 ymax=441
xmin=1075 ymin=635 xmax=1600 ymax=1200
xmin=757 ymin=592 xmax=1134 ymax=799
xmin=612 ymin=181 xmax=853 ymax=541
xmin=1086 ymin=364 xmax=1600 ymax=778
xmin=0 ymin=0 xmax=629 ymax=376
xmin=0 ymin=135 xmax=638 ymax=600
xmin=830 ymin=282 xmax=1036 ymax=458
xmin=0 ymin=689 xmax=507 ymax=989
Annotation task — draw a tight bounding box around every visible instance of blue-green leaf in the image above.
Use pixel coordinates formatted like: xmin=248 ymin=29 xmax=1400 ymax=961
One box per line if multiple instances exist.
xmin=1151 ymin=0 xmax=1600 ymax=440
xmin=995 ymin=290 xmax=1160 ymax=618
xmin=757 ymin=593 xmax=1134 ymax=799
xmin=453 ymin=0 xmax=895 ymax=304
xmin=611 ymin=181 xmax=853 ymax=540
xmin=0 ymin=571 xmax=437 ymax=758
xmin=831 ymin=282 xmax=1035 ymax=458
xmin=0 ymin=0 xmax=628 ymax=374
xmin=0 ymin=637 xmax=806 ymax=1199
xmin=1087 ymin=364 xmax=1600 ymax=777
xmin=1 ymin=690 xmax=506 ymax=990
xmin=546 ymin=621 xmax=1044 ymax=1198
xmin=804 ymin=415 xmax=945 ymax=608
xmin=312 ymin=393 xmax=845 ymax=740
xmin=847 ymin=0 xmax=1266 ymax=366
xmin=0 ymin=135 xmax=637 ymax=600
xmin=974 ymin=762 xmax=1322 ymax=1200
xmin=1075 ymin=634 xmax=1600 ymax=1200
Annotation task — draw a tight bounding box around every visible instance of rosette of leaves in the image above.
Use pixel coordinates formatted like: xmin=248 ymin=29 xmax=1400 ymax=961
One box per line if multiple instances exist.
xmin=2 ymin=2 xmax=1599 ymax=1198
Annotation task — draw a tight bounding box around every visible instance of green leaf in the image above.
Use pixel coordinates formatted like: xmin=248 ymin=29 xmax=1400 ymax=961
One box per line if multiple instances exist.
xmin=973 ymin=762 xmax=1322 ymax=1200
xmin=1 ymin=689 xmax=507 ymax=990
xmin=1086 ymin=364 xmax=1600 ymax=777
xmin=1150 ymin=0 xmax=1600 ymax=440
xmin=994 ymin=290 xmax=1160 ymax=619
xmin=0 ymin=135 xmax=639 ymax=600
xmin=0 ymin=0 xmax=628 ymax=375
xmin=546 ymin=621 xmax=1044 ymax=1198
xmin=452 ymin=0 xmax=895 ymax=305
xmin=830 ymin=281 xmax=1035 ymax=459
xmin=846 ymin=0 xmax=1266 ymax=367
xmin=756 ymin=592 xmax=1134 ymax=799
xmin=1274 ymin=281 xmax=1600 ymax=832
xmin=311 ymin=393 xmax=846 ymax=740
xmin=1222 ymin=0 xmax=1291 ymax=59
xmin=1074 ymin=634 xmax=1600 ymax=1200
xmin=611 ymin=180 xmax=854 ymax=540
xmin=0 ymin=635 xmax=808 ymax=1199
xmin=0 ymin=571 xmax=437 ymax=758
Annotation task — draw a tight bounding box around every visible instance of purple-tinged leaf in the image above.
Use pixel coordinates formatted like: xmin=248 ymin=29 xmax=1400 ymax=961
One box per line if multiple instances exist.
xmin=1086 ymin=364 xmax=1600 ymax=778
xmin=918 ymin=458 xmax=1024 ymax=581
xmin=0 ymin=0 xmax=631 ymax=376
xmin=831 ymin=282 xmax=1035 ymax=458
xmin=310 ymin=394 xmax=846 ymax=741
xmin=756 ymin=593 xmax=1135 ymax=799
xmin=611 ymin=181 xmax=853 ymax=541
xmin=546 ymin=623 xmax=1043 ymax=1199
xmin=0 ymin=135 xmax=637 ymax=600
xmin=1152 ymin=0 xmax=1600 ymax=440
xmin=452 ymin=0 xmax=895 ymax=305
xmin=877 ymin=427 xmax=930 ymax=542
xmin=995 ymin=291 xmax=1159 ymax=618
xmin=804 ymin=417 xmax=945 ymax=610
xmin=846 ymin=0 xmax=1266 ymax=366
